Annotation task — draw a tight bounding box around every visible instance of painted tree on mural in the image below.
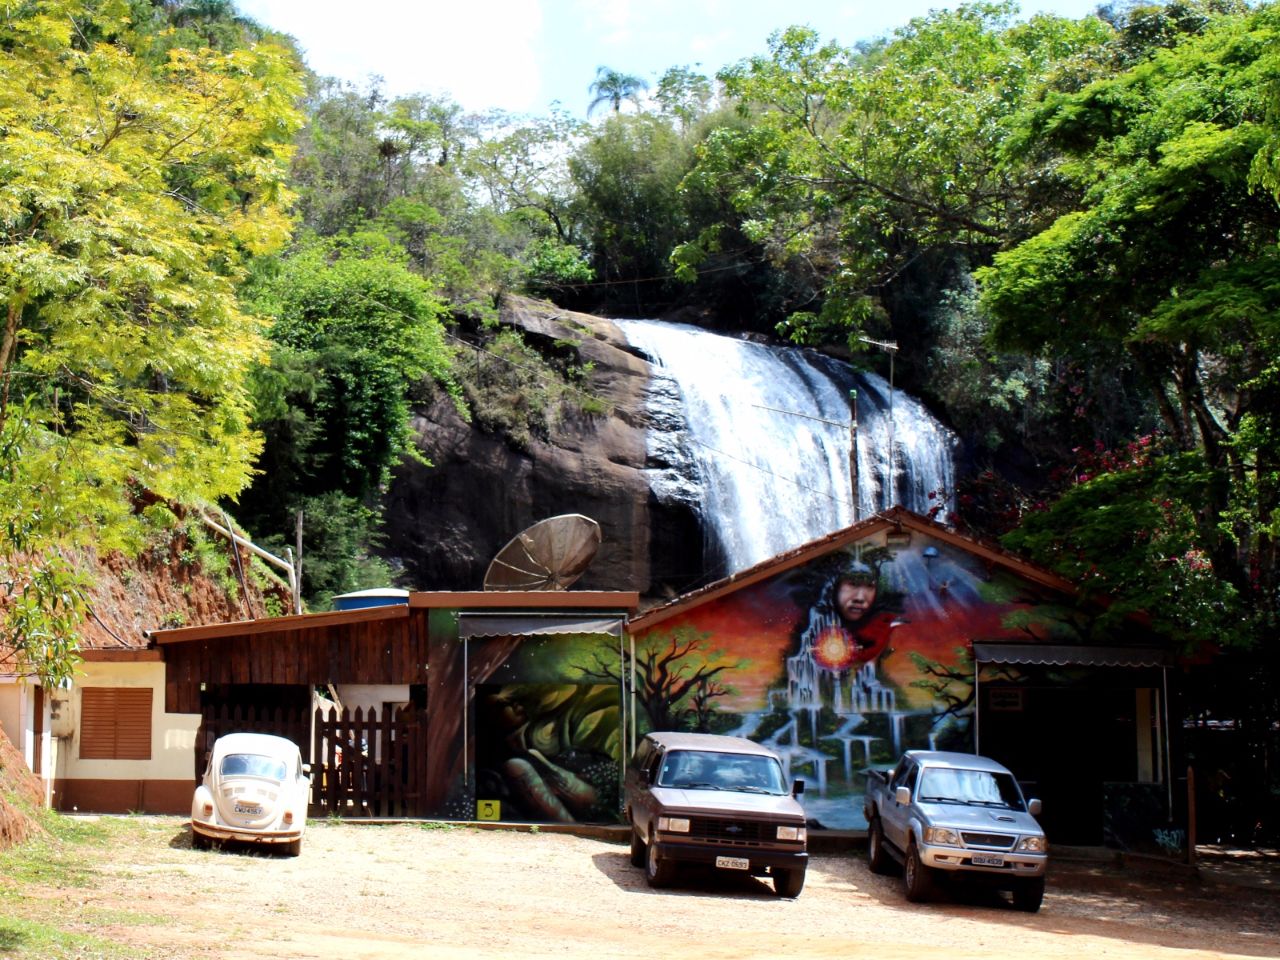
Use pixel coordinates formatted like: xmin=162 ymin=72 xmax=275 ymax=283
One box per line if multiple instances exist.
xmin=686 ymin=675 xmax=733 ymax=733
xmin=575 ymin=627 xmax=745 ymax=733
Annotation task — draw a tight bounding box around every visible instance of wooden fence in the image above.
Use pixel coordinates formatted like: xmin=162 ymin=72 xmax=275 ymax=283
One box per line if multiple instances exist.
xmin=197 ymin=703 xmax=428 ymax=819
xmin=197 ymin=704 xmax=309 ymax=782
xmin=310 ymin=704 xmax=428 ymax=818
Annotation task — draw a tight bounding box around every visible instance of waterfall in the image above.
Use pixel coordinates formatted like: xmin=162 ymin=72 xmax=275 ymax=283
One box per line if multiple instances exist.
xmin=616 ymin=319 xmax=958 ymax=574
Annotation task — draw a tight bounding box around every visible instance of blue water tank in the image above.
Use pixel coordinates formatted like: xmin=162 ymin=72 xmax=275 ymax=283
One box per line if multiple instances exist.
xmin=331 ymin=588 xmax=410 ymax=611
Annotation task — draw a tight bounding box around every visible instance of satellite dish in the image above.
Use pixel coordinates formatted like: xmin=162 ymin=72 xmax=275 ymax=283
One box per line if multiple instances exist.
xmin=484 ymin=514 xmax=602 ymax=591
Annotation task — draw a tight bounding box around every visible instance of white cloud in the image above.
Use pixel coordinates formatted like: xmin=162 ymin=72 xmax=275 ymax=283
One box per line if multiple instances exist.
xmin=239 ymin=0 xmax=545 ymax=112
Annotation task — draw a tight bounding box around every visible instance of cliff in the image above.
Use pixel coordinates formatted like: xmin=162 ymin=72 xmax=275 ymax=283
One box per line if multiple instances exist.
xmin=381 ymin=296 xmax=701 ymax=599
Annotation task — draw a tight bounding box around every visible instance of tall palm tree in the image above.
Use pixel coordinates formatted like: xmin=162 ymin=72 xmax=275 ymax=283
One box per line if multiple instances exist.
xmin=587 ymin=67 xmax=649 ymax=116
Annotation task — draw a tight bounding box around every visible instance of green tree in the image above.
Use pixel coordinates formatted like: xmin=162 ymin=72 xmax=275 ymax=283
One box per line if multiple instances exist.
xmin=569 ymin=114 xmax=694 ymax=308
xmin=0 ymin=0 xmax=303 ymax=684
xmin=680 ymin=9 xmax=1114 ymax=353
xmin=587 ymin=66 xmax=649 ymax=116
xmin=237 ymin=236 xmax=458 ymax=604
xmin=981 ymin=3 xmax=1280 ymax=640
xmin=654 ymin=65 xmax=714 ymax=130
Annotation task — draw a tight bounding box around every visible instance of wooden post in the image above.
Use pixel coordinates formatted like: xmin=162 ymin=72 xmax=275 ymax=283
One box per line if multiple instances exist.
xmin=849 ymin=389 xmax=859 ymax=522
xmin=1187 ymin=764 xmax=1197 ymax=865
xmin=294 ymin=510 xmax=304 ymax=614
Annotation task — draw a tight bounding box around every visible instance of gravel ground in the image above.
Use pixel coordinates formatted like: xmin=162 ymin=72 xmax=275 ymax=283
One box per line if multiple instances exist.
xmin=39 ymin=819 xmax=1280 ymax=959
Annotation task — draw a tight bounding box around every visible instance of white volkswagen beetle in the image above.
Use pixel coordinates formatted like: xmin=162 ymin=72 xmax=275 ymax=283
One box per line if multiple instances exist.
xmin=191 ymin=732 xmax=311 ymax=855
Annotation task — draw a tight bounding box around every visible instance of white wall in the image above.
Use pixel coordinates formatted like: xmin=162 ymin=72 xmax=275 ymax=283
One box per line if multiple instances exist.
xmin=0 ymin=679 xmax=21 ymax=752
xmin=63 ymin=661 xmax=199 ymax=782
xmin=0 ymin=676 xmax=54 ymax=806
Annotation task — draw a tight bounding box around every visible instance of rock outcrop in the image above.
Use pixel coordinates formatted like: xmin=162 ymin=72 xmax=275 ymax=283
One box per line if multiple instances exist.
xmin=381 ymin=297 xmax=701 ymax=598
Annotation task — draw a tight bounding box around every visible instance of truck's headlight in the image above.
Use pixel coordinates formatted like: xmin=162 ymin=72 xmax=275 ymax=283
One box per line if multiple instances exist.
xmin=1017 ymin=836 xmax=1047 ymax=853
xmin=923 ymin=827 xmax=960 ymax=846
xmin=658 ymin=816 xmax=690 ymax=833
xmin=777 ymin=825 xmax=806 ymax=842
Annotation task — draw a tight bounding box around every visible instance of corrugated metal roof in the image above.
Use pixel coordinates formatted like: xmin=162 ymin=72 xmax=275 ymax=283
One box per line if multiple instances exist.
xmin=458 ymin=613 xmax=624 ymax=639
xmin=972 ymin=642 xmax=1173 ymax=667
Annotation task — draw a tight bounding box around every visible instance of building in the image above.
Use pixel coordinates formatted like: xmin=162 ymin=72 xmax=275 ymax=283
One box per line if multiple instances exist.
xmin=3 ymin=509 xmax=1184 ymax=850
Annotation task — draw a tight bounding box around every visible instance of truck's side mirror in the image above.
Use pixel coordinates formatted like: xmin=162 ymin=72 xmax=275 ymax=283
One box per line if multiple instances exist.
xmin=791 ymin=779 xmax=805 ymax=797
xmin=895 ymin=785 xmax=912 ymax=806
xmin=1027 ymin=798 xmax=1042 ymax=817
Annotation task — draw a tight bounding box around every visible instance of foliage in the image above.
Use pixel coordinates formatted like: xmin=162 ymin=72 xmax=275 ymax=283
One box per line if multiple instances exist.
xmin=275 ymin=491 xmax=393 ymax=607
xmin=245 ymin=237 xmax=457 ymax=501
xmin=0 ymin=0 xmax=303 ymax=681
xmin=452 ymin=327 xmax=600 ymax=449
xmin=522 ymin=238 xmax=595 ymax=295
xmin=467 ymin=109 xmax=588 ymax=246
xmin=587 ymin=66 xmax=649 ymax=116
xmin=236 ymin=237 xmax=458 ymax=603
xmin=569 ymin=114 xmax=697 ymax=308
xmin=685 ymin=8 xmax=1116 ymax=353
xmin=1004 ymin=448 xmax=1245 ymax=649
xmin=982 ymin=2 xmax=1280 ymax=649
xmin=654 ymin=65 xmax=715 ymax=130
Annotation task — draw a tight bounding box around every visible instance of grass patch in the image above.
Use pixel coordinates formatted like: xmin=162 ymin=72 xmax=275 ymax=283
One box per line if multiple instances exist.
xmin=0 ymin=815 xmax=168 ymax=959
xmin=0 ymin=914 xmax=127 ymax=959
xmin=417 ymin=821 xmax=456 ymax=832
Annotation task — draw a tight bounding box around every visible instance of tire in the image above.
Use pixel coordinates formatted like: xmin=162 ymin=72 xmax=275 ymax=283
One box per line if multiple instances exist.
xmin=773 ymin=866 xmax=806 ymax=898
xmin=284 ymin=837 xmax=303 ymax=857
xmin=644 ymin=829 xmax=676 ymax=888
xmin=903 ymin=841 xmax=935 ymax=903
xmin=867 ymin=817 xmax=892 ymax=875
xmin=191 ymin=829 xmax=212 ymax=851
xmin=1012 ymin=876 xmax=1045 ymax=912
xmin=630 ymin=823 xmax=645 ymax=868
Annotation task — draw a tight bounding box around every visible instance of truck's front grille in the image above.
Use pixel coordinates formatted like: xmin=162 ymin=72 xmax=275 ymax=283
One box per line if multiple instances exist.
xmin=688 ymin=818 xmax=774 ymax=845
xmin=961 ymin=832 xmax=1016 ymax=848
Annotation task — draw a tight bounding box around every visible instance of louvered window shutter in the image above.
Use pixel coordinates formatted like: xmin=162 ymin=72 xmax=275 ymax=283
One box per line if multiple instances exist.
xmin=80 ymin=688 xmax=152 ymax=760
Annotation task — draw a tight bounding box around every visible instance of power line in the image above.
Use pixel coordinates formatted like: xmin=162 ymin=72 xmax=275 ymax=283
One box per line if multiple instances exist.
xmin=360 ymin=293 xmax=856 ymax=507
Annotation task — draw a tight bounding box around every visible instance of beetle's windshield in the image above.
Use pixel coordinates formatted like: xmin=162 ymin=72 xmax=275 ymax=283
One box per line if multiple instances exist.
xmin=220 ymin=753 xmax=288 ymax=781
xmin=917 ymin=767 xmax=1025 ymax=810
xmin=656 ymin=750 xmax=787 ymax=794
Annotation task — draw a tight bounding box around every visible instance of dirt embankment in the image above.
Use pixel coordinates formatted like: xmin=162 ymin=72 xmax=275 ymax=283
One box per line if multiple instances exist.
xmin=0 ymin=729 xmax=43 ymax=849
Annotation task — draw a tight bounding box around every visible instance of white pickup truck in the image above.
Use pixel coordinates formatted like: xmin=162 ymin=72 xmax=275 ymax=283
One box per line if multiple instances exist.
xmin=863 ymin=750 xmax=1048 ymax=911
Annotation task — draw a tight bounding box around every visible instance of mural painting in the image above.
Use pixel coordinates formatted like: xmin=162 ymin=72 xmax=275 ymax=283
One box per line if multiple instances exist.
xmin=473 ymin=682 xmax=621 ymax=823
xmin=627 ymin=531 xmax=1085 ymax=829
xmin=427 ymin=616 xmax=626 ymax=824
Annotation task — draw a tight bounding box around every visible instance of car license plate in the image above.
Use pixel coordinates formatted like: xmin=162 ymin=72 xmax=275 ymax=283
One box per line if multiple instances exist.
xmin=233 ymin=802 xmax=262 ymax=815
xmin=715 ymin=856 xmax=749 ymax=871
xmin=971 ymin=854 xmax=1005 ymax=867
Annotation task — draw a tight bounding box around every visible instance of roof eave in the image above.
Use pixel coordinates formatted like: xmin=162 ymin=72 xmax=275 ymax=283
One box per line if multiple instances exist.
xmin=628 ymin=506 xmax=1077 ymax=633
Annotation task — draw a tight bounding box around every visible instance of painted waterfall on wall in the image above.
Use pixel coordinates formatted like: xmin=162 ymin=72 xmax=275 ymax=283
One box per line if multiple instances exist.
xmin=626 ymin=526 xmax=1084 ymax=830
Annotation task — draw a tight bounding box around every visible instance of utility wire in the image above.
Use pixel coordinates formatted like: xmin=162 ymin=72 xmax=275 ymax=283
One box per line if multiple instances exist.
xmin=357 ymin=293 xmax=859 ymax=507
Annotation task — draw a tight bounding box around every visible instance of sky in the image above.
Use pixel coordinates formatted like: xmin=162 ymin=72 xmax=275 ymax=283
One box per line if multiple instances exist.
xmin=234 ymin=0 xmax=1107 ymax=118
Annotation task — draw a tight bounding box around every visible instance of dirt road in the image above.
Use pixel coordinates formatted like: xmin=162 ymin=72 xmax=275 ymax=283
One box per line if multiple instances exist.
xmin=37 ymin=819 xmax=1280 ymax=959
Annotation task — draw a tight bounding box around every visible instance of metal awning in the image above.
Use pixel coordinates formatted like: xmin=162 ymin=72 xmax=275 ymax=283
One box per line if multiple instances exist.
xmin=457 ymin=613 xmax=624 ymax=639
xmin=972 ymin=642 xmax=1173 ymax=668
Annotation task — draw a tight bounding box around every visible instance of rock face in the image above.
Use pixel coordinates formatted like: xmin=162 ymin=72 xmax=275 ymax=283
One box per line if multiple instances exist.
xmin=381 ymin=297 xmax=701 ymax=597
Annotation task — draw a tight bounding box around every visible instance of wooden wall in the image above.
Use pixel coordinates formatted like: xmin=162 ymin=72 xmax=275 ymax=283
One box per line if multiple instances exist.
xmin=164 ymin=610 xmax=430 ymax=714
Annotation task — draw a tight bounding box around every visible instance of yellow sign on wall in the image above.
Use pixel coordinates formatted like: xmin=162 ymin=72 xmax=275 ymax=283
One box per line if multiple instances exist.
xmin=476 ymin=799 xmax=501 ymax=821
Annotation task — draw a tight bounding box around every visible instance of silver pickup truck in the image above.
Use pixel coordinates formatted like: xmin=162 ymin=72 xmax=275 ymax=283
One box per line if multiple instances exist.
xmin=864 ymin=750 xmax=1048 ymax=911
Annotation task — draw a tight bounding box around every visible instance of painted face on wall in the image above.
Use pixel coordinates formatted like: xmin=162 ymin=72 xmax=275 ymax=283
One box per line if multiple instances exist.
xmin=483 ymin=692 xmax=527 ymax=732
xmin=836 ymin=579 xmax=877 ymax=623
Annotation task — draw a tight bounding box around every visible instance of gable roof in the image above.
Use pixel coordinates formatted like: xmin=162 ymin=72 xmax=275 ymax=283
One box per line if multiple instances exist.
xmin=627 ymin=506 xmax=1078 ymax=633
